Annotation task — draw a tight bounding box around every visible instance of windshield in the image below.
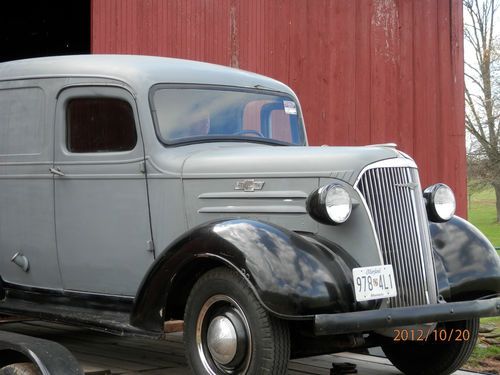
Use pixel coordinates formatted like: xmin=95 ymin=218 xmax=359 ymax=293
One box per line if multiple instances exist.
xmin=151 ymin=86 xmax=306 ymax=145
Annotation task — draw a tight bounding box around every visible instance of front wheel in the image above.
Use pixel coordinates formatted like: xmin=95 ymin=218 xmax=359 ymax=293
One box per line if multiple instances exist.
xmin=381 ymin=318 xmax=479 ymax=375
xmin=184 ymin=267 xmax=290 ymax=375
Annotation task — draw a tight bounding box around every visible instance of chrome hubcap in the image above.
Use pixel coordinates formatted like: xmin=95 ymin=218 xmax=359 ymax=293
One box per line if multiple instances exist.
xmin=196 ymin=295 xmax=252 ymax=374
xmin=207 ymin=316 xmax=238 ymax=364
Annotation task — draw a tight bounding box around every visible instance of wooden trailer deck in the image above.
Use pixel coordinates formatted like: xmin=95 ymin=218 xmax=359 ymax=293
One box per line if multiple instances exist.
xmin=0 ymin=320 xmax=485 ymax=375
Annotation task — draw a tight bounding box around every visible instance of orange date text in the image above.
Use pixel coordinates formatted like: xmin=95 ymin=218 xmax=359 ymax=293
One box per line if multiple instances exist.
xmin=393 ymin=328 xmax=471 ymax=342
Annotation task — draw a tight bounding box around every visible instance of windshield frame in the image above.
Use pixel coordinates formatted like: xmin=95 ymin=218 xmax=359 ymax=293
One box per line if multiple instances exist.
xmin=148 ymin=83 xmax=307 ymax=147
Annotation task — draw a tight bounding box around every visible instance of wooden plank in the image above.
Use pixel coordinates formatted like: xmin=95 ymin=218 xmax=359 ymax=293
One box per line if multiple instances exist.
xmin=0 ymin=315 xmax=32 ymax=324
xmin=449 ymin=0 xmax=467 ymax=216
xmin=333 ymin=352 xmax=482 ymax=375
xmin=164 ymin=320 xmax=184 ymax=333
xmin=328 ymin=0 xmax=356 ymax=146
xmin=50 ymin=338 xmax=183 ymax=368
xmin=125 ymin=369 xmax=190 ymax=375
xmin=412 ymin=0 xmax=440 ymax=187
xmin=370 ymin=0 xmax=400 ymax=145
xmin=397 ymin=0 xmax=415 ymax=156
xmin=288 ymin=361 xmax=330 ymax=375
xmin=0 ymin=322 xmax=485 ymax=374
xmin=354 ymin=0 xmax=372 ymax=146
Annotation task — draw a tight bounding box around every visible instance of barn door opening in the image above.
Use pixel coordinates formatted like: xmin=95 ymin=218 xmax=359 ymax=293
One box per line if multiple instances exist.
xmin=0 ymin=1 xmax=90 ymax=63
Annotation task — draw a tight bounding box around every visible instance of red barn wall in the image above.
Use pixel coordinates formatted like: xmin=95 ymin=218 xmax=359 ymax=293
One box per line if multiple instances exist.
xmin=91 ymin=0 xmax=467 ymax=216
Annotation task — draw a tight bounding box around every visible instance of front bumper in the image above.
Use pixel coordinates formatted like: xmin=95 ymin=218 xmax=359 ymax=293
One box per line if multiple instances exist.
xmin=314 ymin=297 xmax=500 ymax=336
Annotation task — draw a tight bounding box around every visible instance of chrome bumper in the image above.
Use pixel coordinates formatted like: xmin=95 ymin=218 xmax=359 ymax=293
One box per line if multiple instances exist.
xmin=314 ymin=297 xmax=500 ymax=336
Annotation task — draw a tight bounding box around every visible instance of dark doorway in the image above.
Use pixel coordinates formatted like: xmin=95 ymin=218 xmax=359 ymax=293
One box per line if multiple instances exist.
xmin=0 ymin=1 xmax=90 ymax=63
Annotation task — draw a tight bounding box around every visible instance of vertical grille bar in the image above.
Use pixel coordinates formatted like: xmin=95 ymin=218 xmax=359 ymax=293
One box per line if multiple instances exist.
xmin=357 ymin=166 xmax=433 ymax=307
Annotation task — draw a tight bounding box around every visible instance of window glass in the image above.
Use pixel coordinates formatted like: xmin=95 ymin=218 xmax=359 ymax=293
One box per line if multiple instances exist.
xmin=152 ymin=87 xmax=305 ymax=145
xmin=67 ymin=98 xmax=137 ymax=153
xmin=0 ymin=87 xmax=44 ymax=156
xmin=269 ymin=109 xmax=292 ymax=143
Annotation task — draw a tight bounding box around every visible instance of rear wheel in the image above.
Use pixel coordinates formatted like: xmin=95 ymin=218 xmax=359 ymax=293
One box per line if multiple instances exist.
xmin=184 ymin=267 xmax=290 ymax=375
xmin=381 ymin=318 xmax=479 ymax=375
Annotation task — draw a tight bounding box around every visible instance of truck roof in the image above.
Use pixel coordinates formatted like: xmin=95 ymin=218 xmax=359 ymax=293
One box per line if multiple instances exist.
xmin=0 ymin=55 xmax=292 ymax=94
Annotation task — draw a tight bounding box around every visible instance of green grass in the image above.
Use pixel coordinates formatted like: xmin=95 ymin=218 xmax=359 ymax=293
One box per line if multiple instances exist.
xmin=466 ymin=316 xmax=500 ymax=369
xmin=465 ymin=185 xmax=500 ymax=371
xmin=468 ymin=185 xmax=500 ymax=248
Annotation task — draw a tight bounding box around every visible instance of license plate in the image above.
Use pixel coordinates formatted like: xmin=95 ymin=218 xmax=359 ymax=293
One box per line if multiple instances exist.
xmin=352 ymin=265 xmax=397 ymax=302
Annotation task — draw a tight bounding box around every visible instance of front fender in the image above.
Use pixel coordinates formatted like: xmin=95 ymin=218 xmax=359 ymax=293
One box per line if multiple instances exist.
xmin=131 ymin=219 xmax=368 ymax=332
xmin=430 ymin=216 xmax=500 ymax=301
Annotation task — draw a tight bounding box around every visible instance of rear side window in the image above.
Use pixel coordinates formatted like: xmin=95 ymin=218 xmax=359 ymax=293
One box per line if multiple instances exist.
xmin=66 ymin=98 xmax=137 ymax=153
xmin=0 ymin=87 xmax=44 ymax=156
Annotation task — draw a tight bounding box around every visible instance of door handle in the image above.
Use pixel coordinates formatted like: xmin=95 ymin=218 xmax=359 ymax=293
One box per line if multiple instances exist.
xmin=49 ymin=167 xmax=65 ymax=177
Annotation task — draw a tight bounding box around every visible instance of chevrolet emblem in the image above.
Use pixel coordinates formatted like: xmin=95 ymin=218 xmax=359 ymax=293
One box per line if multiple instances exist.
xmin=394 ymin=182 xmax=419 ymax=190
xmin=235 ymin=179 xmax=265 ymax=192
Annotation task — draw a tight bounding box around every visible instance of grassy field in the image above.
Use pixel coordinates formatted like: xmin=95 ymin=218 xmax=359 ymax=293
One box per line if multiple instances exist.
xmin=468 ymin=186 xmax=500 ymax=248
xmin=465 ymin=184 xmax=500 ymax=373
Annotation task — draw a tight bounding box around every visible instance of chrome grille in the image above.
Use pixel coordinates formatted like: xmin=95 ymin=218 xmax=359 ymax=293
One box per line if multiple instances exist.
xmin=357 ymin=166 xmax=435 ymax=307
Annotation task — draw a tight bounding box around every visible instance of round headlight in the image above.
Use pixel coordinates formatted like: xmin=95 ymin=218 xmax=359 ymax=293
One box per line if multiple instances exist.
xmin=307 ymin=184 xmax=352 ymax=225
xmin=325 ymin=185 xmax=352 ymax=223
xmin=423 ymin=183 xmax=456 ymax=222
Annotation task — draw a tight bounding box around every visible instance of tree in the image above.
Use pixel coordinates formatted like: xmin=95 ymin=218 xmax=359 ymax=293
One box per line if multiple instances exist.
xmin=464 ymin=0 xmax=500 ymax=222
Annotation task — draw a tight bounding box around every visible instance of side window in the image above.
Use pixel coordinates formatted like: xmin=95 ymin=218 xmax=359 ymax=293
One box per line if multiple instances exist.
xmin=66 ymin=98 xmax=137 ymax=153
xmin=0 ymin=87 xmax=44 ymax=156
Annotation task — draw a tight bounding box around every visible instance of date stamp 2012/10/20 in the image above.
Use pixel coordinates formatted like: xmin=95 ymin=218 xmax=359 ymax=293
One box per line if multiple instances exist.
xmin=393 ymin=328 xmax=472 ymax=342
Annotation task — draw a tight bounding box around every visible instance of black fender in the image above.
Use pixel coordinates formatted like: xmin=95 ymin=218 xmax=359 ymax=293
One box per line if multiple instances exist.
xmin=430 ymin=216 xmax=500 ymax=301
xmin=130 ymin=219 xmax=373 ymax=332
xmin=0 ymin=277 xmax=5 ymax=300
xmin=0 ymin=330 xmax=83 ymax=374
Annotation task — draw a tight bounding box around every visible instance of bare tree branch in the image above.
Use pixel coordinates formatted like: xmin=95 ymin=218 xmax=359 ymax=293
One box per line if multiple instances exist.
xmin=465 ymin=61 xmax=483 ymax=77
xmin=465 ymin=87 xmax=488 ymax=140
xmin=464 ymin=0 xmax=500 ymax=222
xmin=466 ymin=71 xmax=485 ymax=91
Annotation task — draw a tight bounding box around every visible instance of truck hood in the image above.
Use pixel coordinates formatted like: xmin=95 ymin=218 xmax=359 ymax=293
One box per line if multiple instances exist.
xmin=181 ymin=145 xmax=401 ymax=184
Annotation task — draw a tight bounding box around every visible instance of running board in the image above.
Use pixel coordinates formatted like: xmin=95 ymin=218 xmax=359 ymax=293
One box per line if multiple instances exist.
xmin=0 ymin=295 xmax=162 ymax=339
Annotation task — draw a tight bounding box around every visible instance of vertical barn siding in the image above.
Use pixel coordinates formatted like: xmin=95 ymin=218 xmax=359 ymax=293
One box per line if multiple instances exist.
xmin=91 ymin=0 xmax=466 ymax=216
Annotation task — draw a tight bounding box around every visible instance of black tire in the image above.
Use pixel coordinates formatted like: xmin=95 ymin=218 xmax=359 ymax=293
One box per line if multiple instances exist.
xmin=184 ymin=267 xmax=290 ymax=375
xmin=381 ymin=318 xmax=479 ymax=375
xmin=0 ymin=363 xmax=38 ymax=375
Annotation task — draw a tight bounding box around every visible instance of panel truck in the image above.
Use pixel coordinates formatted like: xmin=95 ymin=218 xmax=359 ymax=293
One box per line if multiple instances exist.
xmin=0 ymin=55 xmax=498 ymax=375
